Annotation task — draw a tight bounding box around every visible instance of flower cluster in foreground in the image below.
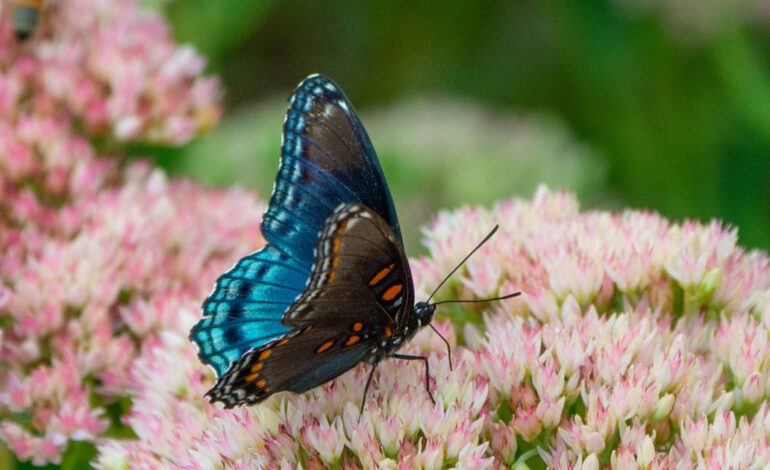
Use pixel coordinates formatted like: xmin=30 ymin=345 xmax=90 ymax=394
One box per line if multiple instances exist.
xmin=92 ymin=187 xmax=770 ymax=469
xmin=0 ymin=0 xmax=224 ymax=465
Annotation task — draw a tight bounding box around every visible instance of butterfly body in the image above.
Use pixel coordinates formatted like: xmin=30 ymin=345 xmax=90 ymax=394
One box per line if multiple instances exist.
xmin=190 ymin=74 xmax=435 ymax=409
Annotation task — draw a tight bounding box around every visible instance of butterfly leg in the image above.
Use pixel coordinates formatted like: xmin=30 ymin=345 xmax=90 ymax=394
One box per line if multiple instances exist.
xmin=392 ymin=354 xmax=435 ymax=404
xmin=359 ymin=363 xmax=379 ymax=419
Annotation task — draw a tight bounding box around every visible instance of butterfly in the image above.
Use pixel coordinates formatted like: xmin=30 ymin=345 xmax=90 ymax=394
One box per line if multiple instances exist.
xmin=190 ymin=74 xmax=518 ymax=410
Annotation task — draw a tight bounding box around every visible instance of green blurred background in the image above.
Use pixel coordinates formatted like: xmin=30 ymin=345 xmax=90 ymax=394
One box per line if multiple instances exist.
xmin=150 ymin=0 xmax=770 ymax=255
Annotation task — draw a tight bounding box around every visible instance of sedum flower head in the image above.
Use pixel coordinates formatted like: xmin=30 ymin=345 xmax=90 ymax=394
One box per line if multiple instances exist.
xmin=91 ymin=186 xmax=770 ymax=468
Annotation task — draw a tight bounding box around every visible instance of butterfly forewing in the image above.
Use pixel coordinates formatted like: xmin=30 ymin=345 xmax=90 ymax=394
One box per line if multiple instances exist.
xmin=263 ymin=75 xmax=401 ymax=268
xmin=191 ymin=246 xmax=307 ymax=376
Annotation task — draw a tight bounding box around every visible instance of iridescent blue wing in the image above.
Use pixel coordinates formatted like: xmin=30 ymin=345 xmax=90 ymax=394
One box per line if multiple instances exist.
xmin=264 ymin=74 xmax=401 ymax=268
xmin=191 ymin=75 xmax=403 ymax=380
xmin=206 ymin=204 xmax=413 ymax=407
xmin=190 ymin=246 xmax=305 ymax=376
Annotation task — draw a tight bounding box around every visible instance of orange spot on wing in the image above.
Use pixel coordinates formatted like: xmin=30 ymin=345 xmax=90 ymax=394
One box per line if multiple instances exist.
xmin=369 ymin=264 xmax=395 ymax=286
xmin=302 ymin=326 xmax=313 ymax=334
xmin=328 ymin=271 xmax=336 ymax=283
xmin=385 ymin=326 xmax=392 ymax=337
xmin=316 ymin=340 xmax=335 ymax=353
xmin=258 ymin=349 xmax=272 ymax=361
xmin=382 ymin=284 xmax=403 ymax=301
xmin=330 ymin=221 xmax=348 ymax=255
xmin=256 ymin=379 xmax=266 ymax=388
xmin=251 ymin=363 xmax=263 ymax=373
xmin=245 ymin=372 xmax=259 ymax=382
xmin=345 ymin=335 xmax=361 ymax=346
xmin=352 ymin=322 xmax=363 ymax=332
xmin=276 ymin=338 xmax=289 ymax=347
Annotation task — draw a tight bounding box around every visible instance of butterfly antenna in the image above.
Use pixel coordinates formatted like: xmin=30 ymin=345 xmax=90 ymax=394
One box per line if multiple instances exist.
xmin=428 ymin=323 xmax=453 ymax=371
xmin=423 ymin=225 xmax=521 ymax=371
xmin=430 ymin=291 xmax=521 ymax=306
xmin=425 ymin=225 xmax=500 ymax=304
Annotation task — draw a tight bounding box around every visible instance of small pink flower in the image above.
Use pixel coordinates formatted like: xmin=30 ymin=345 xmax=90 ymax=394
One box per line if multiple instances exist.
xmin=455 ymin=442 xmax=494 ymax=469
xmin=302 ymin=417 xmax=347 ymax=466
xmin=490 ymin=422 xmax=517 ymax=464
xmin=512 ymin=405 xmax=542 ymax=441
xmin=743 ymin=371 xmax=765 ymax=403
xmin=536 ymin=396 xmax=566 ymax=429
xmin=444 ymin=416 xmax=483 ymax=459
xmin=418 ymin=439 xmax=444 ymax=470
xmin=375 ymin=414 xmax=404 ymax=457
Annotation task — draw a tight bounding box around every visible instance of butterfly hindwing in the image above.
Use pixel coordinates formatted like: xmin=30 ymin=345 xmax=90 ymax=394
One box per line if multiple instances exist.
xmin=190 ymin=246 xmax=309 ymax=376
xmin=206 ymin=204 xmax=413 ymax=407
xmin=205 ymin=324 xmax=372 ymax=408
xmin=285 ymin=203 xmax=413 ymax=328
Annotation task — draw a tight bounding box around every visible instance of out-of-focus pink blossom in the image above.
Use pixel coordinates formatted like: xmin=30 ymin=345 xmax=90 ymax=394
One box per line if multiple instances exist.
xmin=0 ymin=0 xmax=224 ymax=464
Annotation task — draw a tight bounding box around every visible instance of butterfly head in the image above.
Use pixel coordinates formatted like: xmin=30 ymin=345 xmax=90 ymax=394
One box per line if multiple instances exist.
xmin=413 ymin=301 xmax=436 ymax=328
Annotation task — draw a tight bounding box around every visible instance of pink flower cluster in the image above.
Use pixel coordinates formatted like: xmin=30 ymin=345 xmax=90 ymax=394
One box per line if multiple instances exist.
xmin=0 ymin=0 xmax=220 ymax=147
xmin=0 ymin=0 xmax=225 ymax=465
xmin=0 ymin=0 xmax=221 ymax=213
xmin=94 ymin=187 xmax=770 ymax=468
xmin=0 ymin=163 xmax=263 ymax=464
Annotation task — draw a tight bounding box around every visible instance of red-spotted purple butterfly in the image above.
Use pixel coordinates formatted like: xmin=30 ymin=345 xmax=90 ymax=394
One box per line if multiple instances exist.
xmin=190 ymin=74 xmax=519 ymax=410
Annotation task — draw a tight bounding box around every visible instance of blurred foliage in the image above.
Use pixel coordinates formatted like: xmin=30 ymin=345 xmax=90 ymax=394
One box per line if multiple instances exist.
xmin=158 ymin=0 xmax=770 ymax=251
